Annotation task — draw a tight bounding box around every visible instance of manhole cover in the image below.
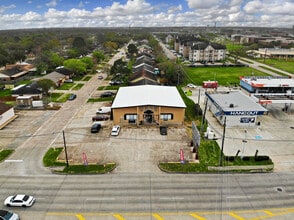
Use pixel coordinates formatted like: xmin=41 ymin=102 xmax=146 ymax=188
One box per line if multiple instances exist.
xmin=276 ymin=187 xmax=284 ymax=192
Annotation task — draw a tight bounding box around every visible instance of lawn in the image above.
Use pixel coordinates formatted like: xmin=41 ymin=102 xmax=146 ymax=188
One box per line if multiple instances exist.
xmin=255 ymin=58 xmax=294 ymax=74
xmin=72 ymin=83 xmax=84 ymax=90
xmin=183 ymin=66 xmax=268 ymax=86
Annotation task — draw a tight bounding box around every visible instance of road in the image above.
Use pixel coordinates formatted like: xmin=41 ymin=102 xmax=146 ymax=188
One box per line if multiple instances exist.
xmin=1 ymin=173 xmax=294 ymax=219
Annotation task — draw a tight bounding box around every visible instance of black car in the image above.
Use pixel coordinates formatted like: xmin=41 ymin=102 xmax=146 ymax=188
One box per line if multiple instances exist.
xmin=68 ymin=93 xmax=77 ymax=100
xmin=100 ymin=91 xmax=115 ymax=97
xmin=91 ymin=123 xmax=101 ymax=133
xmin=92 ymin=115 xmax=109 ymax=121
xmin=159 ymin=126 xmax=167 ymax=135
xmin=109 ymin=80 xmax=121 ymax=85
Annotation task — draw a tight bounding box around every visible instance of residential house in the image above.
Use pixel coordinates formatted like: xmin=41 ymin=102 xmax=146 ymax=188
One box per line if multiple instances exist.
xmin=0 ymin=103 xmax=16 ymax=129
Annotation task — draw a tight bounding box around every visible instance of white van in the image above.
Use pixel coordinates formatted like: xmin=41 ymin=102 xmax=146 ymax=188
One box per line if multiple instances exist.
xmin=96 ymin=107 xmax=111 ymax=114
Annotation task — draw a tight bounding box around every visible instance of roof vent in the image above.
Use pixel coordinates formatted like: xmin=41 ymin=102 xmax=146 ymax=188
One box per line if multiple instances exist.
xmin=229 ymin=103 xmax=234 ymax=108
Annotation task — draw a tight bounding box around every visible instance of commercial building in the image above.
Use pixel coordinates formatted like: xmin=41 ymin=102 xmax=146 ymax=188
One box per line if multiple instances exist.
xmin=205 ymin=90 xmax=268 ymax=127
xmin=111 ymin=85 xmax=186 ymax=126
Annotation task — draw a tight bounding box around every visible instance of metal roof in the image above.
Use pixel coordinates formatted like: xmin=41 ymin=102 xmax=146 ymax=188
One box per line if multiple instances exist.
xmin=206 ymin=90 xmax=268 ymax=114
xmin=112 ymin=85 xmax=186 ymax=108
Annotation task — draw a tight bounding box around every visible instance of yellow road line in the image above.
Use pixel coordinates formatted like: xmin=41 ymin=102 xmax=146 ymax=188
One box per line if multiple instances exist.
xmin=229 ymin=212 xmax=245 ymax=220
xmin=113 ymin=214 xmax=125 ymax=220
xmin=152 ymin=213 xmax=164 ymax=220
xmin=190 ymin=213 xmax=206 ymax=220
xmin=76 ymin=214 xmax=86 ymax=220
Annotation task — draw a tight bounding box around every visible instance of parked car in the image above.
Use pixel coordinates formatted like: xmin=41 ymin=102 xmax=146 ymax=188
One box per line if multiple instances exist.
xmin=68 ymin=93 xmax=77 ymax=100
xmin=96 ymin=107 xmax=111 ymax=114
xmin=159 ymin=126 xmax=167 ymax=135
xmin=92 ymin=115 xmax=109 ymax=121
xmin=109 ymin=80 xmax=121 ymax=85
xmin=98 ymin=75 xmax=103 ymax=79
xmin=91 ymin=123 xmax=101 ymax=133
xmin=111 ymin=125 xmax=120 ymax=136
xmin=100 ymin=91 xmax=115 ymax=97
xmin=64 ymin=79 xmax=73 ymax=83
xmin=0 ymin=210 xmax=20 ymax=220
xmin=187 ymin=83 xmax=196 ymax=88
xmin=4 ymin=194 xmax=35 ymax=207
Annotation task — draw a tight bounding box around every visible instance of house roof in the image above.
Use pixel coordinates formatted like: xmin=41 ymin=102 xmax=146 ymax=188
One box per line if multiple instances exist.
xmin=35 ymin=71 xmax=65 ymax=83
xmin=0 ymin=103 xmax=12 ymax=115
xmin=112 ymin=85 xmax=186 ymax=108
xmin=11 ymin=82 xmax=42 ymax=95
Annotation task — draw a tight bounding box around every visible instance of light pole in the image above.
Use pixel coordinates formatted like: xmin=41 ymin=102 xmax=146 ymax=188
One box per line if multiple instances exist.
xmin=241 ymin=129 xmax=247 ymax=158
xmin=219 ymin=116 xmax=226 ymax=166
xmin=62 ymin=130 xmax=69 ymax=167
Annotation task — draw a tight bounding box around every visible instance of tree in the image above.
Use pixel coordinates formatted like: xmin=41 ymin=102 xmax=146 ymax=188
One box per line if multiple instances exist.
xmin=36 ymin=79 xmax=56 ymax=96
xmin=49 ymin=52 xmax=64 ymax=68
xmin=80 ymin=56 xmax=94 ymax=69
xmin=104 ymin=41 xmax=118 ymax=52
xmin=127 ymin=44 xmax=138 ymax=56
xmin=63 ymin=58 xmax=87 ymax=75
xmin=92 ymin=50 xmax=105 ymax=63
xmin=72 ymin=37 xmax=87 ymax=55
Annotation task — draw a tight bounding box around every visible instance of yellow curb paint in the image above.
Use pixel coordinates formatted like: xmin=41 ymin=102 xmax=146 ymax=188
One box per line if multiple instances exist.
xmin=190 ymin=213 xmax=206 ymax=220
xmin=113 ymin=214 xmax=125 ymax=220
xmin=152 ymin=213 xmax=164 ymax=220
xmin=229 ymin=212 xmax=245 ymax=220
xmin=76 ymin=214 xmax=85 ymax=220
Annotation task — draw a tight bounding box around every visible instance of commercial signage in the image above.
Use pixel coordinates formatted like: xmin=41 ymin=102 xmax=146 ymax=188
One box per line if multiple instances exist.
xmin=82 ymin=152 xmax=88 ymax=166
xmin=180 ymin=149 xmax=185 ymax=164
xmin=224 ymin=111 xmax=265 ymax=116
xmin=240 ymin=117 xmax=255 ymax=123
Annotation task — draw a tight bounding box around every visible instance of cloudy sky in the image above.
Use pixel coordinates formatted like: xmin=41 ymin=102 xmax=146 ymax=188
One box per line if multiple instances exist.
xmin=0 ymin=0 xmax=293 ymax=30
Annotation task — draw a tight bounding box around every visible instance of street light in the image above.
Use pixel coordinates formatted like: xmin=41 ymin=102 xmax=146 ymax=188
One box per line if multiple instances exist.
xmin=241 ymin=130 xmax=247 ymax=159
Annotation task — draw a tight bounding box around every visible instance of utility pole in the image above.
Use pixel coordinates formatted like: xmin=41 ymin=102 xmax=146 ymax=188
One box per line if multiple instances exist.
xmin=219 ymin=116 xmax=226 ymax=166
xmin=62 ymin=130 xmax=69 ymax=167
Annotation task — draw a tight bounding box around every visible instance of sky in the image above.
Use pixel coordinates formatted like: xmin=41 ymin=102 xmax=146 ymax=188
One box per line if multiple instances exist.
xmin=0 ymin=0 xmax=293 ymax=30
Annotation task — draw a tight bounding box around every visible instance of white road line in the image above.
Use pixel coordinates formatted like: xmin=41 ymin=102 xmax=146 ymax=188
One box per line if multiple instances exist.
xmin=159 ymin=197 xmax=185 ymax=200
xmin=226 ymin=196 xmax=251 ymax=199
xmin=86 ymin=198 xmax=116 ymax=201
xmin=4 ymin=160 xmax=23 ymax=163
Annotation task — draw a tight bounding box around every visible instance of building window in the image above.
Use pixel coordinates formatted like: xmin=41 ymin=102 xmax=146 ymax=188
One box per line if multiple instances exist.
xmin=160 ymin=113 xmax=173 ymax=121
xmin=124 ymin=114 xmax=137 ymax=123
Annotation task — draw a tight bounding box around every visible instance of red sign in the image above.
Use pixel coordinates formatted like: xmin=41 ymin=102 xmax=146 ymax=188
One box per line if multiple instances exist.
xmin=180 ymin=149 xmax=184 ymax=163
xmin=82 ymin=152 xmax=88 ymax=166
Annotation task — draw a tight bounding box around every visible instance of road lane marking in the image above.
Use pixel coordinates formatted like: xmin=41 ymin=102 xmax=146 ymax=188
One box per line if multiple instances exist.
xmin=159 ymin=197 xmax=185 ymax=200
xmin=190 ymin=213 xmax=206 ymax=220
xmin=76 ymin=214 xmax=85 ymax=220
xmin=226 ymin=195 xmax=251 ymax=199
xmin=5 ymin=160 xmax=23 ymax=163
xmin=152 ymin=213 xmax=164 ymax=220
xmin=86 ymin=198 xmax=115 ymax=201
xmin=229 ymin=212 xmax=245 ymax=220
xmin=113 ymin=214 xmax=125 ymax=220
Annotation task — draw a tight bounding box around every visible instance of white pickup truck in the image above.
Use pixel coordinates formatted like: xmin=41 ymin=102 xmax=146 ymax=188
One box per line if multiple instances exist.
xmin=96 ymin=107 xmax=111 ymax=114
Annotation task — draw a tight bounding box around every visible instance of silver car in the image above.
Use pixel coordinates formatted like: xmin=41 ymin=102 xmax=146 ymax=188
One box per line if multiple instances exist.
xmin=0 ymin=210 xmax=19 ymax=220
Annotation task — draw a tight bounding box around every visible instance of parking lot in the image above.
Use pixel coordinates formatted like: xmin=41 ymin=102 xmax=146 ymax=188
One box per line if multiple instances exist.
xmin=2 ymin=84 xmax=294 ymax=173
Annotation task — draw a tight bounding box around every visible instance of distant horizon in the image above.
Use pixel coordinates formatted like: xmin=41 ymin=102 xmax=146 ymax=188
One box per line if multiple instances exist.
xmin=0 ymin=0 xmax=294 ymax=30
xmin=0 ymin=25 xmax=293 ymax=32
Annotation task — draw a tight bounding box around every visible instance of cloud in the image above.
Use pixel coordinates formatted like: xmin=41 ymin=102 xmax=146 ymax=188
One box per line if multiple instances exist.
xmin=0 ymin=0 xmax=293 ymax=30
xmin=46 ymin=0 xmax=58 ymax=8
xmin=0 ymin=4 xmax=16 ymax=14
